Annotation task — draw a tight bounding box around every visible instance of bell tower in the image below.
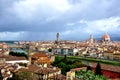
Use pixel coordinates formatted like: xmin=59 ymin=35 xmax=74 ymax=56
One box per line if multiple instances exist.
xmin=26 ymin=44 xmax=31 ymax=66
xmin=56 ymin=33 xmax=59 ymax=42
xmin=55 ymin=33 xmax=60 ymax=45
xmin=90 ymin=34 xmax=93 ymax=44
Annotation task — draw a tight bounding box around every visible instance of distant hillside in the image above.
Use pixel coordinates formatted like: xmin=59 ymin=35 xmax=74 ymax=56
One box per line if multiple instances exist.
xmin=0 ymin=41 xmax=14 ymax=44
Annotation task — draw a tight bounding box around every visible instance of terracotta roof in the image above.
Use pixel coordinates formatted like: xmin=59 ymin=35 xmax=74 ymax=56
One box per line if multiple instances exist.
xmin=90 ymin=62 xmax=120 ymax=73
xmin=109 ymin=78 xmax=120 ymax=80
xmin=20 ymin=65 xmax=60 ymax=75
xmin=102 ymin=33 xmax=110 ymax=40
xmin=32 ymin=53 xmax=47 ymax=58
xmin=20 ymin=65 xmax=40 ymax=72
xmin=71 ymin=67 xmax=87 ymax=71
xmin=104 ymin=50 xmax=114 ymax=53
xmin=35 ymin=59 xmax=50 ymax=65
xmin=6 ymin=56 xmax=26 ymax=61
xmin=79 ymin=49 xmax=87 ymax=52
xmin=35 ymin=67 xmax=60 ymax=74
xmin=0 ymin=55 xmax=7 ymax=58
xmin=2 ymin=72 xmax=10 ymax=78
xmin=0 ymin=55 xmax=26 ymax=61
xmin=49 ymin=74 xmax=66 ymax=80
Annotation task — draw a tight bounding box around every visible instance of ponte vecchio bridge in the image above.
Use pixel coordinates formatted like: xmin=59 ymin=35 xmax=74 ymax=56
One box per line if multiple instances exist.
xmin=8 ymin=45 xmax=24 ymax=50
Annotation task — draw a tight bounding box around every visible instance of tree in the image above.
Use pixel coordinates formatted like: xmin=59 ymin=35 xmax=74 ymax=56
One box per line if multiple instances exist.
xmin=87 ymin=66 xmax=92 ymax=71
xmin=48 ymin=48 xmax=52 ymax=52
xmin=62 ymin=55 xmax=67 ymax=63
xmin=58 ymin=62 xmax=66 ymax=68
xmin=52 ymin=56 xmax=62 ymax=66
xmin=52 ymin=56 xmax=87 ymax=75
xmin=9 ymin=51 xmax=27 ymax=59
xmin=63 ymin=55 xmax=67 ymax=60
xmin=7 ymin=72 xmax=19 ymax=80
xmin=76 ymin=69 xmax=95 ymax=80
xmin=0 ymin=69 xmax=3 ymax=80
xmin=11 ymin=71 xmax=36 ymax=80
xmin=74 ymin=61 xmax=86 ymax=68
xmin=76 ymin=69 xmax=107 ymax=80
xmin=58 ymin=62 xmax=66 ymax=74
xmin=95 ymin=63 xmax=102 ymax=75
xmin=66 ymin=64 xmax=74 ymax=71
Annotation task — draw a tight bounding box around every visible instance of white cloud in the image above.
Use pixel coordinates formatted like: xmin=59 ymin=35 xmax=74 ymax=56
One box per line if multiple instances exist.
xmin=63 ymin=17 xmax=120 ymax=40
xmin=84 ymin=17 xmax=120 ymax=34
xmin=0 ymin=32 xmax=25 ymax=40
xmin=9 ymin=0 xmax=72 ymax=22
xmin=66 ymin=16 xmax=120 ymax=34
xmin=66 ymin=23 xmax=75 ymax=26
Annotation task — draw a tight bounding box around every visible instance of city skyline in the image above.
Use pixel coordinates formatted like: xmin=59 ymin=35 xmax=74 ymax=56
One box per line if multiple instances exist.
xmin=0 ymin=0 xmax=120 ymax=40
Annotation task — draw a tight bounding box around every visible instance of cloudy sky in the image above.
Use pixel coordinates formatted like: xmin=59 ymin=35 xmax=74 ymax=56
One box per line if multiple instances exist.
xmin=0 ymin=0 xmax=120 ymax=41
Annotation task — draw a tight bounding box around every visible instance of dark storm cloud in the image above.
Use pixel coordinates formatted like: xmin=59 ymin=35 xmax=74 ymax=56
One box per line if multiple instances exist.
xmin=0 ymin=0 xmax=70 ymax=32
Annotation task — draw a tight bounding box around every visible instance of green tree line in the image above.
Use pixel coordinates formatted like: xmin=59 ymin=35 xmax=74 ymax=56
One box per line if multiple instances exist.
xmin=9 ymin=51 xmax=28 ymax=59
xmin=52 ymin=55 xmax=86 ymax=75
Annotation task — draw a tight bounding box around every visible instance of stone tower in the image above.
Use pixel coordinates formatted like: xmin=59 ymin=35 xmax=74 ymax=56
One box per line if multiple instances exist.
xmin=56 ymin=33 xmax=59 ymax=42
xmin=26 ymin=44 xmax=31 ymax=66
xmin=90 ymin=34 xmax=93 ymax=44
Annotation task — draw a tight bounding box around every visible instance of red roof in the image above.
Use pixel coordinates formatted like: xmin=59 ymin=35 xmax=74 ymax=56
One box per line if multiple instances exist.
xmin=49 ymin=74 xmax=66 ymax=80
xmin=71 ymin=67 xmax=87 ymax=71
xmin=90 ymin=62 xmax=120 ymax=73
xmin=0 ymin=55 xmax=26 ymax=61
xmin=20 ymin=65 xmax=61 ymax=75
xmin=20 ymin=65 xmax=40 ymax=72
xmin=32 ymin=53 xmax=47 ymax=58
xmin=6 ymin=56 xmax=26 ymax=61
xmin=102 ymin=33 xmax=110 ymax=40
